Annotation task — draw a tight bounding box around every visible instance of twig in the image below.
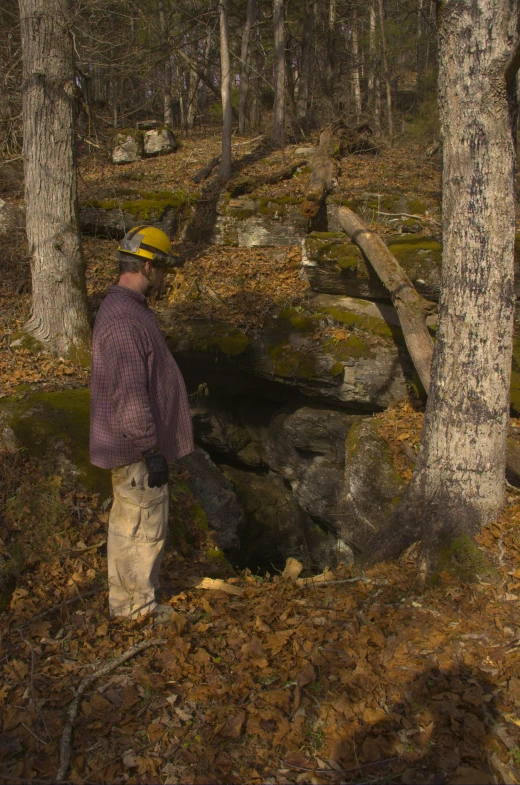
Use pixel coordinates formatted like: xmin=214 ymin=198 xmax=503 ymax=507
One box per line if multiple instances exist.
xmin=21 ymin=722 xmax=48 ymax=746
xmin=282 ymin=756 xmax=399 ymax=776
xmin=376 ymin=210 xmax=441 ymax=226
xmin=57 ymin=638 xmax=166 ymax=782
xmin=231 ymin=134 xmax=264 ymax=148
xmin=0 ymin=155 xmax=22 ymax=167
xmin=16 ymin=588 xmax=101 ymax=629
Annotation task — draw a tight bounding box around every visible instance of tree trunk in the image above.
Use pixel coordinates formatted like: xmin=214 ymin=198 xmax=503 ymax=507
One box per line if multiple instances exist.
xmin=368 ymin=2 xmax=376 ymax=111
xmin=219 ymin=0 xmax=232 ymax=181
xmin=186 ymin=42 xmax=199 ymax=131
xmin=272 ymin=0 xmax=285 ymax=146
xmin=367 ymin=0 xmax=519 ymax=569
xmin=19 ymin=0 xmax=90 ymax=361
xmin=377 ymin=0 xmax=393 ymax=142
xmin=250 ymin=28 xmax=262 ymax=131
xmin=296 ymin=0 xmax=314 ymax=125
xmin=158 ymin=0 xmax=173 ymax=127
xmin=351 ymin=12 xmax=362 ymax=120
xmin=325 ymin=0 xmax=337 ymax=100
xmin=238 ymin=0 xmax=256 ymax=135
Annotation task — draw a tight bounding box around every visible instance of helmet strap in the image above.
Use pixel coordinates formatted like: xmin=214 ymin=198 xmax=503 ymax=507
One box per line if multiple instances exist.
xmin=134 ymin=258 xmax=153 ymax=282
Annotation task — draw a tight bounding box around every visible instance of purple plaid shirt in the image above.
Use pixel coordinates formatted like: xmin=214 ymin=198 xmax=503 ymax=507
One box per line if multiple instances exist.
xmin=90 ymin=285 xmax=194 ymax=469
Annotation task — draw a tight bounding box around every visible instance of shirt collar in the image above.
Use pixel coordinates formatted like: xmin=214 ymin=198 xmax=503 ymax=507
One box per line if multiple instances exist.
xmin=109 ymin=285 xmax=148 ymax=306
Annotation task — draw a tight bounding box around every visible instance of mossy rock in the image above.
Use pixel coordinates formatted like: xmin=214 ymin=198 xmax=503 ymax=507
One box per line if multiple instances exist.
xmin=303 ymin=233 xmax=442 ymax=302
xmin=213 ymin=193 xmax=308 ymax=247
xmin=0 ymin=389 xmax=110 ymax=496
xmin=166 ymin=320 xmax=250 ymax=358
xmin=80 ymin=190 xmax=195 ymax=239
xmin=340 ymin=419 xmax=405 ymax=554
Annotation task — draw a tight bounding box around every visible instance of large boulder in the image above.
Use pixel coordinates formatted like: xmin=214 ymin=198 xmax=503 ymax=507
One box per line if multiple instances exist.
xmin=222 ymin=465 xmax=339 ymax=573
xmin=265 ymin=406 xmax=362 ymax=535
xmin=112 ymin=130 xmax=144 ymax=164
xmin=177 ymin=447 xmax=242 ymax=554
xmin=80 ymin=190 xmax=196 ymax=239
xmin=212 ymin=193 xmax=308 ymax=246
xmin=339 ymin=419 xmax=405 ymax=554
xmin=163 ymin=294 xmax=413 ymax=410
xmin=0 ymin=389 xmax=110 ymax=496
xmin=191 ymin=401 xmax=264 ymax=467
xmin=143 ymin=127 xmax=178 ymax=156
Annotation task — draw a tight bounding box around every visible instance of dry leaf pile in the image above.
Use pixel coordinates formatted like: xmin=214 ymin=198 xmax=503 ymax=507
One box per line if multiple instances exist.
xmin=1 ymin=438 xmax=520 ymax=785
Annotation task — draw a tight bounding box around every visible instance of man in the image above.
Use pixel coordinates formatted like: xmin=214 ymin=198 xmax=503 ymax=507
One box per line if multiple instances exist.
xmin=90 ymin=225 xmax=194 ymax=622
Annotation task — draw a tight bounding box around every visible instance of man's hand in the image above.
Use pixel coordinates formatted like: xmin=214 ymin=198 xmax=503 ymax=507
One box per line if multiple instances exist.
xmin=143 ymin=451 xmax=169 ymax=488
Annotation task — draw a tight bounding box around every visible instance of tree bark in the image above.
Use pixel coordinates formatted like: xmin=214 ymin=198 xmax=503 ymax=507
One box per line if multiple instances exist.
xmin=351 ymin=11 xmax=362 ymax=120
xmin=366 ymin=0 xmax=519 ymax=568
xmin=19 ymin=0 xmax=91 ymax=361
xmin=325 ymin=0 xmax=337 ymax=99
xmin=337 ymin=206 xmax=434 ymax=393
xmin=158 ymin=0 xmax=174 ymax=127
xmin=219 ymin=0 xmax=232 ymax=181
xmin=272 ymin=0 xmax=285 ymax=147
xmin=377 ymin=0 xmax=393 ymax=142
xmin=238 ymin=0 xmax=256 ymax=135
xmin=296 ymin=0 xmax=314 ymax=126
xmin=368 ymin=1 xmax=376 ymax=112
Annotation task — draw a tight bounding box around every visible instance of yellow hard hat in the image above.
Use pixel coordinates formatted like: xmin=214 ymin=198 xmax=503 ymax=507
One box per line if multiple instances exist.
xmin=116 ymin=225 xmax=178 ymax=268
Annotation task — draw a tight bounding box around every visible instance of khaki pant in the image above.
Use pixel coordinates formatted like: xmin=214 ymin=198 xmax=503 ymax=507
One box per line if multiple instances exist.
xmin=108 ymin=461 xmax=168 ymax=618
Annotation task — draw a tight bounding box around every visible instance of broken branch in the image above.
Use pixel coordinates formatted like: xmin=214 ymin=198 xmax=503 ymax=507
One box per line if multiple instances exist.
xmin=56 ymin=638 xmax=166 ymax=782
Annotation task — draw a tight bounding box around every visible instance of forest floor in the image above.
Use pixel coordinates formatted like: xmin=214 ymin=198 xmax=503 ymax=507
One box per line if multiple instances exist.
xmin=1 ymin=130 xmax=520 ymax=785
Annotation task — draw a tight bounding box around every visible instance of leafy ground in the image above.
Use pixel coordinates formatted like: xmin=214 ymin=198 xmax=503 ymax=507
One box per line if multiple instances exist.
xmin=1 ymin=132 xmax=520 ymax=784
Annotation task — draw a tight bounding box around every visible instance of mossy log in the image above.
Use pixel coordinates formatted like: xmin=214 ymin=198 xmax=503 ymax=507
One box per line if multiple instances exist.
xmin=228 ymin=159 xmax=307 ymax=197
xmin=337 ymin=205 xmax=434 ymax=393
xmin=302 ymin=129 xmax=337 ymax=221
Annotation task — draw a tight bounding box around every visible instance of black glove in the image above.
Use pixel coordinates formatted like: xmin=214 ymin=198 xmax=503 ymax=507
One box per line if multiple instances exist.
xmin=143 ymin=450 xmax=169 ymax=488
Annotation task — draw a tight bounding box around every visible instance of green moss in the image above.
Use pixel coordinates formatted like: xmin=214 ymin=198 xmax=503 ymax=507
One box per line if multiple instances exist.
xmin=279 ymin=308 xmax=317 ymax=332
xmin=175 ymin=323 xmax=250 ymax=356
xmin=1 ymin=389 xmax=110 ymax=495
xmin=267 ymin=343 xmax=319 ymax=380
xmin=367 ymin=194 xmax=401 ymax=212
xmin=9 ymin=332 xmax=45 ymax=353
xmin=323 ymin=335 xmax=374 ymax=361
xmin=407 ymin=198 xmax=427 ymax=215
xmin=305 ymin=234 xmax=364 ymax=270
xmin=193 ymin=502 xmax=209 ymax=531
xmin=83 ymin=190 xmax=195 ymax=220
xmin=387 ymin=236 xmax=442 ymax=269
xmin=432 ymin=534 xmax=498 ymax=584
xmin=330 ymin=361 xmax=344 ymax=376
xmin=322 ymin=307 xmax=398 ymax=339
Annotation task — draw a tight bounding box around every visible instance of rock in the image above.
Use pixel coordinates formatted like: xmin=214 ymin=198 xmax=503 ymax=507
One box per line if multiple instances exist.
xmin=112 ymin=130 xmax=144 ymax=164
xmin=178 ymin=447 xmax=242 ymax=553
xmin=136 ymin=119 xmax=160 ymax=130
xmin=339 ymin=419 xmax=405 ymax=554
xmin=191 ymin=401 xmax=263 ymax=467
xmin=164 ymin=294 xmax=413 ymax=410
xmin=302 ymin=232 xmax=443 ymax=302
xmin=212 ymin=193 xmax=308 ymax=246
xmin=143 ymin=127 xmax=178 ymax=156
xmin=80 ymin=190 xmax=195 ymax=239
xmin=0 ymin=389 xmax=110 ymax=495
xmin=265 ymin=406 xmax=363 ymax=530
xmin=222 ymin=465 xmax=339 ymax=573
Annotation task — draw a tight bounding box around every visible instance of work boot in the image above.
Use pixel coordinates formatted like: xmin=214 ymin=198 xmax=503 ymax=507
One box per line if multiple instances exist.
xmin=151 ymin=604 xmax=174 ymax=625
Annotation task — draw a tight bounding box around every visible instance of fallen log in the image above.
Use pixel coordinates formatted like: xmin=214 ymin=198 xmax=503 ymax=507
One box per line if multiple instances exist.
xmin=192 ymin=155 xmax=221 ymax=184
xmin=302 ymin=129 xmax=336 ymax=220
xmin=337 ymin=205 xmax=434 ymax=393
xmin=228 ymin=158 xmax=307 ymax=197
